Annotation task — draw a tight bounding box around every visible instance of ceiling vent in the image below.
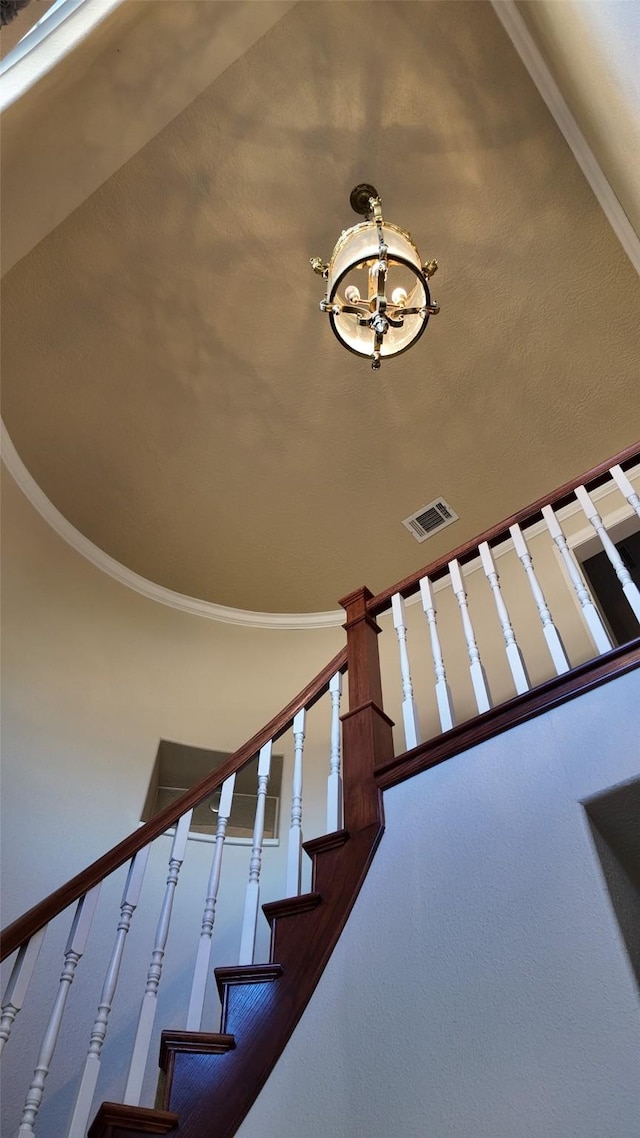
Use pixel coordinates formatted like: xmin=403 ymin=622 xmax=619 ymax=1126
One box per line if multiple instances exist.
xmin=402 ymin=498 xmax=459 ymax=543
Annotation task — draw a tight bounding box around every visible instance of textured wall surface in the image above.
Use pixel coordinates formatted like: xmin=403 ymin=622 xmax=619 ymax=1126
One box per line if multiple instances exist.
xmin=0 ymin=473 xmax=343 ymax=922
xmin=237 ymin=670 xmax=640 ymax=1138
xmin=0 ymin=473 xmax=342 ymax=1133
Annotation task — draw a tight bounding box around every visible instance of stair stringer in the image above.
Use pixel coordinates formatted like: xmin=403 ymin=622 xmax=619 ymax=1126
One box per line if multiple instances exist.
xmin=159 ymin=818 xmax=384 ymax=1137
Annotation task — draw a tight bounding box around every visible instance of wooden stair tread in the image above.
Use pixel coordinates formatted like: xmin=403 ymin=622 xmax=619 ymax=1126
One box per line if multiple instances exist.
xmin=214 ymin=962 xmax=283 ymax=1000
xmin=303 ymin=828 xmax=350 ymax=857
xmin=262 ymin=891 xmax=322 ymax=925
xmin=159 ymin=1032 xmax=235 ymax=1070
xmin=88 ymin=1102 xmax=179 ymax=1136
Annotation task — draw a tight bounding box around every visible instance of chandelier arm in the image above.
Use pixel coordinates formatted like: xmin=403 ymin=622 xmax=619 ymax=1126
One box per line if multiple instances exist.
xmin=339 ymin=304 xmax=370 ymax=316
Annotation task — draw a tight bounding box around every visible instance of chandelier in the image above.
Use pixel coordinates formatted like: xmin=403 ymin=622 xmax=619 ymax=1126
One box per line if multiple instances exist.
xmin=311 ymin=184 xmax=440 ymax=370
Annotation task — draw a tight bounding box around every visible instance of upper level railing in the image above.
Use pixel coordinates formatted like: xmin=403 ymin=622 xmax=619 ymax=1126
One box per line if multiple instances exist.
xmin=370 ymin=443 xmax=640 ymax=616
xmin=1 ymin=440 xmax=639 ymax=1138
xmin=368 ymin=442 xmax=640 ymax=755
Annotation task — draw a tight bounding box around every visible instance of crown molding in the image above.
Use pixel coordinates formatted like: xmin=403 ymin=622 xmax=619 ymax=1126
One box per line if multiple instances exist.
xmin=4 ymin=423 xmax=636 ymax=627
xmin=0 ymin=0 xmax=123 ymax=111
xmin=0 ymin=423 xmax=344 ymax=629
xmin=490 ymin=0 xmax=640 ymax=276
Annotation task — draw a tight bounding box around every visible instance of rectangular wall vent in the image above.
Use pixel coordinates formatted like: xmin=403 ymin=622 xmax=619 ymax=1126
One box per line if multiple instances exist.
xmin=402 ymin=498 xmax=459 ymax=543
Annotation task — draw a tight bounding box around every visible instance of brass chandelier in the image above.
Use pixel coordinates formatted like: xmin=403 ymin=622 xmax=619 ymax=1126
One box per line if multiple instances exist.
xmin=311 ymin=184 xmax=440 ymax=370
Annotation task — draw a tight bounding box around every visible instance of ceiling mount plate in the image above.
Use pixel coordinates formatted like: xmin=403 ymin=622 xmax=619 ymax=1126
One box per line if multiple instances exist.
xmin=350 ymin=183 xmax=380 ymax=216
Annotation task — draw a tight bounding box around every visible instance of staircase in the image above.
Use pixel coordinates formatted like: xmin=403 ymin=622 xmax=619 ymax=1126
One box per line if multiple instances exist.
xmin=2 ymin=444 xmax=640 ymax=1138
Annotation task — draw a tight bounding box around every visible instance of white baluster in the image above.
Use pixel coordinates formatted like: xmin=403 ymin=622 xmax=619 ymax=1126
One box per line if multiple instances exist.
xmin=17 ymin=888 xmax=100 ymax=1137
xmin=391 ymin=593 xmax=421 ymax=750
xmin=448 ymin=558 xmax=492 ymax=714
xmin=575 ymin=486 xmax=640 ymax=623
xmin=67 ymin=849 xmax=150 ymax=1138
xmin=285 ymin=710 xmax=306 ymax=898
xmin=510 ymin=523 xmax=571 ymax=674
xmin=478 ymin=542 xmax=530 ymax=695
xmin=326 ymin=672 xmax=343 ymax=833
xmin=610 ymin=464 xmax=640 ymax=521
xmin=0 ymin=927 xmax=46 ymax=1056
xmin=238 ymin=742 xmax=272 ymax=966
xmin=123 ymin=811 xmax=192 ymax=1107
xmin=419 ymin=576 xmax=455 ymax=732
xmin=186 ymin=775 xmax=236 ymax=1032
xmin=541 ymin=505 xmax=613 ymax=656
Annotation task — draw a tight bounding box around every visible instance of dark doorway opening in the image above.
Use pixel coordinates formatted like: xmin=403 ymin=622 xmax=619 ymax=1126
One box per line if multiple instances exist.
xmin=581 ymin=530 xmax=640 ymax=646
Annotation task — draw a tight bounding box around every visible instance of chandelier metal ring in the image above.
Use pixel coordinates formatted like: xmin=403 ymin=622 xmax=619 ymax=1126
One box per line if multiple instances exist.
xmin=311 ymin=186 xmax=440 ymax=370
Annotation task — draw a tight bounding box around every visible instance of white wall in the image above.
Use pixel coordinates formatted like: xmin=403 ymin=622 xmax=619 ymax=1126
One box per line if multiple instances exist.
xmin=237 ymin=668 xmax=640 ymax=1138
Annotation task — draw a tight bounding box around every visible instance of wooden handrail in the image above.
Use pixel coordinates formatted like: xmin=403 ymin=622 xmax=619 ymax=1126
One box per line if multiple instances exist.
xmin=0 ymin=647 xmax=348 ymax=962
xmin=368 ymin=440 xmax=640 ymax=617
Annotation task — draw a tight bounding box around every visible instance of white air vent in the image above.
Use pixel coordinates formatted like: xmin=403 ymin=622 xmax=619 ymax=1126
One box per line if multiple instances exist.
xmin=402 ymin=498 xmax=459 ymax=543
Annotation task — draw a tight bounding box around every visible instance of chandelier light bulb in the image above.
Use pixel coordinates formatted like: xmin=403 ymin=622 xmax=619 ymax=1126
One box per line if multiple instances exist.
xmin=391 ymin=287 xmax=408 ymax=307
xmin=344 ymin=285 xmax=361 ymax=304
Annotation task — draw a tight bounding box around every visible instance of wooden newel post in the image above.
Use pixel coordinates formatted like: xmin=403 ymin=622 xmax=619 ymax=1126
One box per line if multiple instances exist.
xmin=339 ymin=587 xmax=395 ymax=833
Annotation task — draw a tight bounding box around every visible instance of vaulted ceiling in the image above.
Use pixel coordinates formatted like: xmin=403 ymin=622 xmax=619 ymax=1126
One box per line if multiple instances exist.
xmin=2 ymin=0 xmax=639 ymax=613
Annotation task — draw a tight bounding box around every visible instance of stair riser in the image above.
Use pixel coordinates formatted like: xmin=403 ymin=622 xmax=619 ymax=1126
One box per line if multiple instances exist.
xmin=221 ymin=976 xmax=282 ymax=1037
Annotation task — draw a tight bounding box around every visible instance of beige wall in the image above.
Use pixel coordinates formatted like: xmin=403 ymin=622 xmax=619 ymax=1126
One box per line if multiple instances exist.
xmin=1 ymin=469 xmax=346 ymax=1131
xmin=0 ymin=470 xmax=343 ymax=924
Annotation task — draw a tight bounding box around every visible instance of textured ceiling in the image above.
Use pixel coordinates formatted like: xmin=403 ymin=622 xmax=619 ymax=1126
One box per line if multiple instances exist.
xmin=2 ymin=0 xmax=639 ymax=613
